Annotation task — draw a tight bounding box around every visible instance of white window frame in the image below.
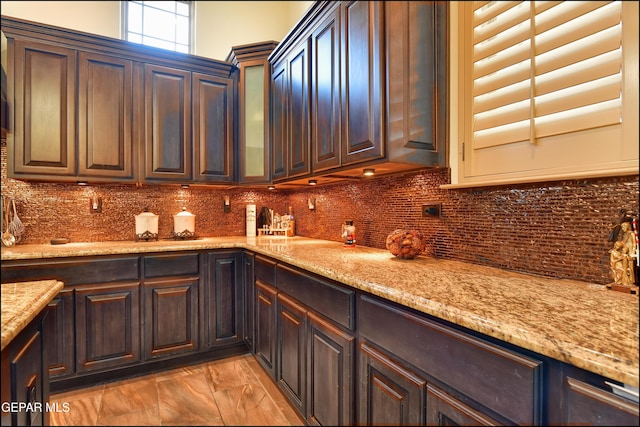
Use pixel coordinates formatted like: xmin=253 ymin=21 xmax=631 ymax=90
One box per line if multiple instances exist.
xmin=122 ymin=0 xmax=194 ymax=54
xmin=448 ymin=1 xmax=638 ymax=188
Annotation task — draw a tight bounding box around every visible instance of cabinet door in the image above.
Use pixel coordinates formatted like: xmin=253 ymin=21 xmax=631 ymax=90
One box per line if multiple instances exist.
xmin=243 ymin=251 xmax=255 ymax=352
xmin=271 ymin=59 xmax=288 ymax=180
xmin=143 ymin=63 xmax=192 ymax=182
xmin=565 ymin=377 xmax=639 ymax=426
xmin=311 ymin=6 xmax=342 ymax=173
xmin=386 ymin=1 xmax=447 ymax=167
xmin=277 ymin=293 xmax=307 ymax=416
xmin=77 ymin=51 xmax=136 ymax=180
xmin=75 ymin=281 xmax=141 ymax=373
xmin=205 ymin=252 xmax=243 ymax=348
xmin=286 ymin=39 xmax=311 ymax=178
xmin=426 ymin=383 xmax=504 ymax=426
xmin=238 ymin=58 xmax=272 ymax=184
xmin=44 ymin=288 xmax=74 ymax=379
xmin=306 ymin=310 xmax=355 ymax=426
xmin=143 ymin=276 xmax=199 ymax=359
xmin=4 ymin=312 xmax=47 ymax=427
xmin=340 ymin=0 xmax=384 ymax=165
xmin=255 ymin=279 xmax=278 ymax=379
xmin=192 ymin=72 xmax=234 ymax=182
xmin=358 ymin=341 xmax=425 ymax=426
xmin=10 ymin=40 xmax=76 ymax=178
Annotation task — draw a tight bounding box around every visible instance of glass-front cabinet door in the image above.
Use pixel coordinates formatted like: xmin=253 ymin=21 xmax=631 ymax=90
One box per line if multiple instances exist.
xmin=228 ymin=42 xmax=277 ymax=184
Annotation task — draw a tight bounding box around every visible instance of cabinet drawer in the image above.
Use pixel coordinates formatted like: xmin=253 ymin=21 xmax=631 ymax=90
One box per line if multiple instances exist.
xmin=144 ymin=253 xmax=199 ymax=278
xmin=254 ymin=255 xmax=276 ymax=285
xmin=358 ymin=294 xmax=543 ymax=425
xmin=565 ymin=377 xmax=639 ymax=425
xmin=277 ymin=263 xmax=354 ymax=330
xmin=1 ymin=256 xmax=140 ymax=285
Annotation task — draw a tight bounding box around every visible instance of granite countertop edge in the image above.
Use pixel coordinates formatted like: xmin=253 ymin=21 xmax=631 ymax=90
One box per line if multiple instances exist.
xmin=1 ymin=236 xmax=638 ymax=387
xmin=1 ymin=279 xmax=64 ymax=351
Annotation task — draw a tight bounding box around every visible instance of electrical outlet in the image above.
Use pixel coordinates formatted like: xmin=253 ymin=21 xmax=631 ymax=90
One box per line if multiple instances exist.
xmin=90 ymin=197 xmax=102 ymax=213
xmin=422 ymin=203 xmax=441 ymax=217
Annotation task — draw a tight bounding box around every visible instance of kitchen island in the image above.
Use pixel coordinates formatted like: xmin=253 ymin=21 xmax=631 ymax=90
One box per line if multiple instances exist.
xmin=2 ymin=236 xmax=637 ymax=389
xmin=1 ymin=279 xmax=63 ymax=426
xmin=1 ymin=280 xmax=63 ymax=351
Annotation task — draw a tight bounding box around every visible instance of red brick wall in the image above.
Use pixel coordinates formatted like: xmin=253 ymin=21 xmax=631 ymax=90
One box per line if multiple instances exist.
xmin=2 ymin=145 xmax=638 ymax=284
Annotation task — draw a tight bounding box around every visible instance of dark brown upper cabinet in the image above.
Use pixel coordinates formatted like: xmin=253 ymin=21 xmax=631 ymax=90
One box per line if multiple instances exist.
xmin=192 ymin=72 xmax=235 ymax=183
xmin=78 ymin=51 xmax=136 ymax=180
xmin=269 ymin=1 xmax=448 ymax=186
xmin=270 ymin=37 xmax=312 ymax=182
xmin=2 ymin=15 xmax=237 ymax=185
xmin=141 ymin=63 xmax=192 ymax=182
xmin=227 ymin=41 xmax=278 ymax=185
xmin=142 ymin=66 xmax=236 ymax=184
xmin=10 ymin=39 xmax=77 ymax=179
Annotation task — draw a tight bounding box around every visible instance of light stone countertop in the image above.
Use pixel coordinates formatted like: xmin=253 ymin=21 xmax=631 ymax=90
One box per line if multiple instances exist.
xmin=1 ymin=279 xmax=64 ymax=351
xmin=1 ymin=236 xmax=638 ymax=387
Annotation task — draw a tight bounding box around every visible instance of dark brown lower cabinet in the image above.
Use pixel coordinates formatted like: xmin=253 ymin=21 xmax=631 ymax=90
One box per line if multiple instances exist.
xmin=242 ymin=251 xmax=255 ymax=353
xmin=205 ymin=251 xmax=243 ymax=349
xmin=143 ymin=276 xmax=199 ymax=360
xmin=75 ymin=281 xmax=141 ymax=373
xmin=1 ymin=309 xmax=50 ymax=427
xmin=306 ymin=310 xmax=354 ymax=426
xmin=44 ymin=288 xmax=74 ymax=379
xmin=358 ymin=340 xmax=426 ymax=426
xmin=426 ymin=383 xmax=503 ymax=426
xmin=358 ymin=293 xmax=543 ymax=426
xmin=277 ymin=293 xmax=307 ymax=415
xmin=254 ymin=279 xmax=278 ymax=378
xmin=564 ymin=377 xmax=639 ymax=426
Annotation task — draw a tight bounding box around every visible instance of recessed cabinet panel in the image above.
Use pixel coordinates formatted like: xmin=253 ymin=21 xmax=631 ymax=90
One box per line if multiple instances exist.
xmin=271 ymin=60 xmax=288 ymax=180
xmin=144 ymin=253 xmax=199 ymax=278
xmin=78 ymin=52 xmax=135 ymax=180
xmin=341 ymin=0 xmax=383 ymax=165
xmin=255 ymin=280 xmax=278 ymax=379
xmin=277 ymin=293 xmax=307 ymax=416
xmin=386 ymin=1 xmax=447 ymax=166
xmin=193 ymin=72 xmax=234 ymax=182
xmin=11 ymin=40 xmax=76 ymax=177
xmin=565 ymin=377 xmax=639 ymax=425
xmin=358 ymin=341 xmax=426 ymax=426
xmin=206 ymin=252 xmax=243 ymax=348
xmin=75 ymin=281 xmax=141 ymax=373
xmin=306 ymin=311 xmax=355 ymax=426
xmin=144 ymin=277 xmax=199 ymax=359
xmin=243 ymin=251 xmax=256 ymax=352
xmin=44 ymin=289 xmax=74 ymax=379
xmin=287 ymin=40 xmax=311 ymax=178
xmin=311 ymin=7 xmax=341 ymax=172
xmin=143 ymin=64 xmax=192 ymax=181
xmin=426 ymin=383 xmax=504 ymax=426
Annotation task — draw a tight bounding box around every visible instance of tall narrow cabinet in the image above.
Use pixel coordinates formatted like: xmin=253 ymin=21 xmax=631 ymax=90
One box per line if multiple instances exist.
xmin=227 ymin=41 xmax=278 ymax=184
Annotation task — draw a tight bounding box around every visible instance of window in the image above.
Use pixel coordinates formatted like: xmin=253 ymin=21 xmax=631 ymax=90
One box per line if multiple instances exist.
xmin=455 ymin=1 xmax=638 ymax=186
xmin=124 ymin=1 xmax=192 ymax=54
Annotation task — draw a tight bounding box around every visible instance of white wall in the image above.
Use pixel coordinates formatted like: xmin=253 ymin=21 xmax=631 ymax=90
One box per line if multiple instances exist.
xmin=1 ymin=0 xmax=312 ymax=60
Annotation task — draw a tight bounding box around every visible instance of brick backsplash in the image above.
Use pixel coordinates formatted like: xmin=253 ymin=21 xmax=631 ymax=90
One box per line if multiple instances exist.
xmin=2 ymin=145 xmax=638 ymax=285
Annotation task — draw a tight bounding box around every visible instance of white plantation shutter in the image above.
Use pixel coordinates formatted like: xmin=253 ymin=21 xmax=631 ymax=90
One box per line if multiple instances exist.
xmin=470 ymin=1 xmax=623 ymax=150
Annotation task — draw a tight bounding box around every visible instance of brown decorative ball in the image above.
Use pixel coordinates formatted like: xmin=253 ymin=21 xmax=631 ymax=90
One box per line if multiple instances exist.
xmin=385 ymin=229 xmax=426 ymax=259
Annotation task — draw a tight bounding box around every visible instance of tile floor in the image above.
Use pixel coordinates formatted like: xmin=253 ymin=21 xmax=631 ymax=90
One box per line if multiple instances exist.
xmin=48 ymin=353 xmax=305 ymax=426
